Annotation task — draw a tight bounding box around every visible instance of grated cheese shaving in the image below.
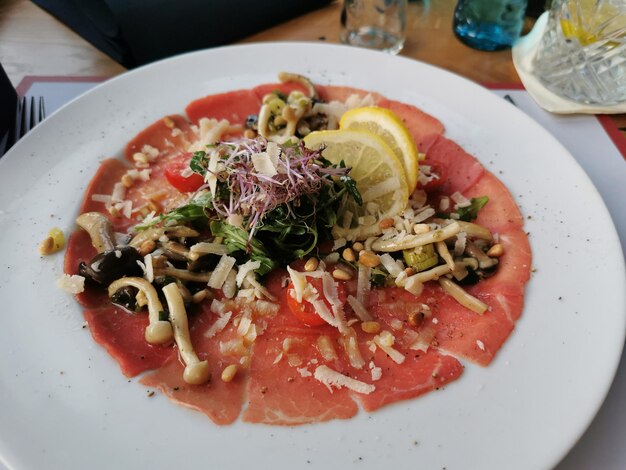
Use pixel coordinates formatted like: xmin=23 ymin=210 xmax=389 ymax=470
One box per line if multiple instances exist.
xmin=190 ymin=242 xmax=230 ymax=256
xmin=56 ymin=274 xmax=85 ymax=294
xmin=251 ymin=151 xmax=278 ymax=177
xmin=236 ymin=260 xmax=261 ymax=287
xmin=313 ymin=365 xmax=375 ymax=395
xmin=204 ymin=311 xmax=232 ymax=338
xmin=346 ymin=295 xmax=373 ymax=322
xmin=373 ymin=331 xmax=406 ymax=364
xmin=208 ymin=255 xmax=237 ymax=289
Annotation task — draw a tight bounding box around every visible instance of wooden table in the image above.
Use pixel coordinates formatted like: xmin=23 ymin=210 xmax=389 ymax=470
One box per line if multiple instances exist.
xmin=0 ymin=0 xmax=623 ymax=129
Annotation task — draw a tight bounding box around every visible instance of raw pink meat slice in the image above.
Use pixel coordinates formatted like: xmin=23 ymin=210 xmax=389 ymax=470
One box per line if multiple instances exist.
xmin=185 ymin=89 xmax=260 ymax=126
xmin=378 ymin=98 xmax=445 ymax=152
xmin=140 ymin=303 xmax=248 ymax=425
xmin=463 ymin=171 xmax=524 ymax=231
xmin=424 ymin=135 xmax=484 ymax=194
xmin=125 ymin=114 xmax=195 ymax=162
xmin=243 ymin=275 xmax=359 ymax=425
xmin=84 ymin=305 xmax=174 ymax=377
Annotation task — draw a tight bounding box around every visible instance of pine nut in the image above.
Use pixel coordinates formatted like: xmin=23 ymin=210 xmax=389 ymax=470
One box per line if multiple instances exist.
xmin=162 ymin=117 xmax=175 ymax=128
xmin=407 ymin=311 xmax=421 ymax=327
xmin=413 ymin=223 xmax=430 ymax=234
xmin=379 ymin=218 xmax=394 ymax=229
xmin=138 ymin=240 xmax=156 ymax=256
xmin=221 ymin=364 xmax=238 ymax=383
xmin=108 ymin=206 xmax=121 ymax=217
xmin=304 ymin=257 xmax=319 ymax=272
xmin=243 ymin=129 xmax=257 ymax=139
xmin=358 ymin=250 xmax=381 ymax=268
xmin=121 ymin=174 xmax=134 ymax=188
xmin=332 ymin=268 xmax=352 ymax=281
xmin=352 ymin=242 xmax=364 ymax=252
xmin=361 ymin=321 xmax=381 ymax=334
xmin=342 ymin=248 xmax=356 ymax=262
xmin=38 ymin=237 xmax=55 ymax=256
xmin=486 ymin=243 xmax=504 ymax=257
xmin=404 ymin=267 xmax=415 ymax=276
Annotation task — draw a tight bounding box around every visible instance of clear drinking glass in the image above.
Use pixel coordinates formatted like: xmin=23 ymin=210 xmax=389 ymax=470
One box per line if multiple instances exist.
xmin=453 ymin=0 xmax=528 ymax=51
xmin=340 ymin=0 xmax=407 ymax=54
xmin=533 ymin=0 xmax=626 ymax=105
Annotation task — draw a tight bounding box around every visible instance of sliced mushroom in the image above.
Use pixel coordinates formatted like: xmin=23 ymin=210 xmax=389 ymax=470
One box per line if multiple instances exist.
xmin=129 ymin=226 xmax=200 ymax=250
xmin=439 ymin=277 xmax=488 ymax=315
xmin=76 ymin=212 xmax=115 ymax=253
xmin=278 ymin=72 xmax=318 ymax=99
xmin=154 ymin=266 xmax=212 ymax=283
xmin=108 ymin=277 xmax=173 ymax=345
xmin=465 ymin=241 xmax=498 ymax=269
xmin=162 ymin=283 xmax=211 ymax=385
xmin=79 ymin=246 xmax=143 ymax=285
xmin=160 ymin=241 xmax=192 ymax=261
xmin=372 ymin=221 xmax=461 ymax=252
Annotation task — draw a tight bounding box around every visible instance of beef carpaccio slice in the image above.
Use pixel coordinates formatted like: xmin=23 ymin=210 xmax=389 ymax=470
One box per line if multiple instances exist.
xmin=64 ymin=82 xmax=531 ymax=426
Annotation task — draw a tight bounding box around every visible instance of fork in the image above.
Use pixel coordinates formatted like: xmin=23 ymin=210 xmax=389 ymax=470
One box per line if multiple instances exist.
xmin=15 ymin=96 xmax=46 ymax=141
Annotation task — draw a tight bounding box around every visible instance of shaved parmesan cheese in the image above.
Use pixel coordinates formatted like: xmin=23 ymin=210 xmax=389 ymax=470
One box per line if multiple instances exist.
xmin=310 ymin=299 xmax=339 ymax=328
xmin=297 ymin=367 xmax=312 ymax=378
xmin=56 ymin=274 xmax=85 ymax=294
xmin=142 ymin=145 xmax=159 ymax=159
xmin=313 ymin=365 xmax=375 ymax=395
xmin=273 ymin=352 xmax=284 ymax=364
xmin=339 ymin=328 xmax=365 ymax=369
xmin=454 ymin=231 xmax=467 ymax=256
xmin=91 ymin=194 xmax=112 ymax=203
xmin=332 ymin=238 xmax=347 ymax=250
xmin=266 ymin=141 xmax=281 ymax=166
xmin=237 ymin=312 xmax=252 ymax=337
xmin=373 ymin=331 xmax=406 ymax=364
xmin=219 ymin=337 xmax=247 ymax=356
xmin=316 ymin=335 xmax=338 ymax=361
xmin=404 ymin=275 xmax=424 ymax=296
xmin=236 ymin=260 xmax=261 ymax=287
xmin=246 ymin=273 xmax=276 ymax=301
xmin=369 ymin=361 xmax=382 ymax=381
xmin=144 ymin=254 xmax=154 ymax=283
xmin=205 ymin=149 xmax=220 ymax=197
xmin=451 ymin=191 xmax=471 ymax=208
xmin=208 ymin=255 xmax=237 ymax=289
xmin=287 ymin=266 xmax=307 ymax=303
xmin=253 ymin=300 xmax=279 ymax=316
xmin=210 ymin=299 xmax=226 ymax=315
xmin=222 ymin=269 xmax=238 ymax=299
xmin=251 ymin=151 xmax=278 ymax=177
xmin=111 ymin=183 xmax=126 ymax=203
xmin=380 ymin=253 xmax=403 ymax=277
xmin=204 ymin=311 xmax=232 ymax=338
xmin=414 ymin=207 xmax=435 ymax=223
xmin=346 ymin=295 xmax=373 ymax=322
xmin=356 ymin=264 xmax=371 ymax=305
xmin=190 ymin=242 xmax=229 ymax=256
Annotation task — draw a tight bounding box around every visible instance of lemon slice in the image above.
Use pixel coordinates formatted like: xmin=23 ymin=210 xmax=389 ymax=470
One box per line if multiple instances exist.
xmin=340 ymin=106 xmax=419 ymax=191
xmin=304 ymin=129 xmax=409 ymax=241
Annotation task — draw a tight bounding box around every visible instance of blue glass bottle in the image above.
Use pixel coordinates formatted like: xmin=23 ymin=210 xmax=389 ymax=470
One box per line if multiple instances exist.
xmin=453 ymin=0 xmax=528 ymax=51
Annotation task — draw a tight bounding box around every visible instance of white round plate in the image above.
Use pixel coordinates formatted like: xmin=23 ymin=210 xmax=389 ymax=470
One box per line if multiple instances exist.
xmin=0 ymin=43 xmax=624 ymax=470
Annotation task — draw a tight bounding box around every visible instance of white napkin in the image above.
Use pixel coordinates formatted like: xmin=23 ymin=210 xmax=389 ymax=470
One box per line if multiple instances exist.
xmin=512 ymin=12 xmax=626 ymax=114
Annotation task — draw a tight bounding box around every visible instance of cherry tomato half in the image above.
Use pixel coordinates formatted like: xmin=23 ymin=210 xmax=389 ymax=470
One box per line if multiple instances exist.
xmin=419 ymin=160 xmax=448 ymax=192
xmin=287 ymin=278 xmax=347 ymax=327
xmin=164 ymin=153 xmax=205 ymax=193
